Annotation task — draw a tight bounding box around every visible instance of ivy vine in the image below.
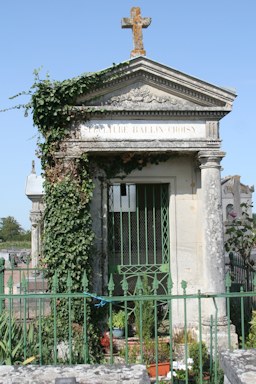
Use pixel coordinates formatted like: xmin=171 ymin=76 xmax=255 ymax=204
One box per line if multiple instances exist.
xmin=22 ymin=63 xmax=170 ymax=292
xmin=4 ymin=61 xmax=173 ymax=360
xmin=42 ymin=155 xmax=94 ymax=291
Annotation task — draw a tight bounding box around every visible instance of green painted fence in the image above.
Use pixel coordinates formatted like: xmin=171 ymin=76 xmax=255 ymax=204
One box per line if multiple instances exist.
xmin=0 ymin=258 xmax=255 ymax=384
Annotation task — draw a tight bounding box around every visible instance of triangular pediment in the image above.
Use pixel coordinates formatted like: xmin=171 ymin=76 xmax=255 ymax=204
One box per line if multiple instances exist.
xmin=83 ymin=82 xmax=201 ymax=110
xmin=76 ymin=57 xmax=236 ymax=117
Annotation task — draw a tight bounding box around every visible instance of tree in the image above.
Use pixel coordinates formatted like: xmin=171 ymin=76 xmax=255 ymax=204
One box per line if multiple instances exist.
xmin=253 ymin=213 xmax=256 ymax=229
xmin=225 ymin=203 xmax=256 ymax=290
xmin=0 ymin=216 xmax=23 ymax=242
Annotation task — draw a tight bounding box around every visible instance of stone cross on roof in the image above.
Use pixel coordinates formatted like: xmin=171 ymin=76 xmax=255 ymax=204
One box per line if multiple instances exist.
xmin=122 ymin=7 xmax=151 ymax=58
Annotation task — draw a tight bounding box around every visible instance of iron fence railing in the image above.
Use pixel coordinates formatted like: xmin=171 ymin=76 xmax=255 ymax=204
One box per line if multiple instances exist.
xmin=228 ymin=252 xmax=255 ymax=291
xmin=0 ymin=258 xmax=256 ymax=384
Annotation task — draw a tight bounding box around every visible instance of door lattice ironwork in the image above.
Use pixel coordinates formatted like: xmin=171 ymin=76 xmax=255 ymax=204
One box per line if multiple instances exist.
xmin=108 ymin=183 xmax=170 ymax=293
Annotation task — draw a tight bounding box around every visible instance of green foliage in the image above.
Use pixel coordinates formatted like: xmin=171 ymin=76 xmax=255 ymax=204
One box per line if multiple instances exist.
xmin=175 ymin=369 xmax=187 ymax=380
xmin=225 ymin=203 xmax=256 ymax=266
xmin=0 ymin=217 xmax=30 ymax=243
xmin=0 ymin=311 xmax=37 ymax=365
xmin=122 ymin=338 xmax=170 ymax=365
xmin=253 ymin=213 xmax=256 ymax=228
xmin=210 ymin=363 xmax=224 ymax=384
xmin=189 ymin=341 xmax=209 ymax=378
xmin=143 ymin=338 xmax=170 ymax=364
xmin=92 ymin=153 xmax=171 ymax=179
xmin=245 ymin=310 xmax=256 ymax=348
xmin=35 ymin=314 xmax=102 ymax=364
xmin=134 ymin=276 xmax=154 ymax=339
xmin=111 ymin=310 xmax=126 ymax=329
xmin=42 ymin=155 xmax=94 ymax=292
xmin=6 ymin=62 xmax=172 ymax=361
xmin=25 ymin=64 xmax=128 ymax=169
xmin=0 ymin=241 xmax=31 ymax=250
xmin=27 ymin=67 xmax=130 ymax=358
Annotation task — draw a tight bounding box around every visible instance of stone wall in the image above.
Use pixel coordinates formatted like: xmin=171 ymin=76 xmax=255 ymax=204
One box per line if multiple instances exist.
xmin=0 ymin=364 xmax=150 ymax=384
xmin=220 ymin=349 xmax=256 ymax=384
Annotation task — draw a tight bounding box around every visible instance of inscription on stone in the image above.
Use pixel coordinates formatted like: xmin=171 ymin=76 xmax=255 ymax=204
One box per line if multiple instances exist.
xmin=80 ymin=120 xmax=206 ymax=140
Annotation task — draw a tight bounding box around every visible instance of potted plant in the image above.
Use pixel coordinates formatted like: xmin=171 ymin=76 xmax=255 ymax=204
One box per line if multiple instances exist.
xmin=173 ymin=369 xmax=195 ymax=383
xmin=144 ymin=338 xmax=171 ymax=378
xmin=100 ymin=332 xmax=111 ymax=354
xmin=111 ymin=310 xmax=126 ymax=338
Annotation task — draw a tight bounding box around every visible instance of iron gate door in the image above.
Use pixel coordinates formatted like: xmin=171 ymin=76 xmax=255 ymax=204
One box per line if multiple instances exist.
xmin=108 ymin=183 xmax=170 ymax=293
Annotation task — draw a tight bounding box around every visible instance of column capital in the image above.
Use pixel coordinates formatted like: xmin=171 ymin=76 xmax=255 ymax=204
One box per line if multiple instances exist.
xmin=30 ymin=211 xmax=42 ymax=226
xmin=198 ymin=151 xmax=225 ymax=169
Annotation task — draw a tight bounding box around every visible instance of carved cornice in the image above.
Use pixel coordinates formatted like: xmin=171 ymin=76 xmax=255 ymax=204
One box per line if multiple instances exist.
xmin=72 ymin=106 xmax=229 ymax=119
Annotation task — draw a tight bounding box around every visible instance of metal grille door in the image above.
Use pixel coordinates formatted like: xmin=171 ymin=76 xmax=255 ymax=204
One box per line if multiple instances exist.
xmin=108 ymin=184 xmax=170 ymax=292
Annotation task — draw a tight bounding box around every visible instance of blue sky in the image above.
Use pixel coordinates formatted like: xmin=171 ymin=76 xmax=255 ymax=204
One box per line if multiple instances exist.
xmin=1 ymin=0 xmax=255 ymax=230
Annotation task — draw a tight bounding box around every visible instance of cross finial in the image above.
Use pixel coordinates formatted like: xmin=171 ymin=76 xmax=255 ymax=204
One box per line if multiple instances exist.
xmin=122 ymin=7 xmax=151 ymax=57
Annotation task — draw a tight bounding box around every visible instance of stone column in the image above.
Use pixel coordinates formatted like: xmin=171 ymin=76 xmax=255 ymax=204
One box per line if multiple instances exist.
xmin=197 ymin=151 xmax=239 ymax=350
xmin=30 ymin=204 xmax=43 ymax=269
xmin=198 ymin=151 xmax=226 ymax=316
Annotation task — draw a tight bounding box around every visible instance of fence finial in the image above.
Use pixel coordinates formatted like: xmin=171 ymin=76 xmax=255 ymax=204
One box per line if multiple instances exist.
xmin=121 ymin=274 xmax=128 ymax=293
xmin=181 ymin=280 xmax=187 ymax=291
xmin=108 ymin=274 xmax=115 ymax=294
xmin=136 ymin=275 xmax=143 ymax=293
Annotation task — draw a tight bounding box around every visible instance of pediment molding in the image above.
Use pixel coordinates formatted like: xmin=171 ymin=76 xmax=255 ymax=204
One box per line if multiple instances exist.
xmin=76 ymin=57 xmax=236 ymax=114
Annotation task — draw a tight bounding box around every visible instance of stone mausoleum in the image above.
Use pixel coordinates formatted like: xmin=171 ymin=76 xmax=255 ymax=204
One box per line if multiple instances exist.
xmin=26 ymin=8 xmax=237 ymax=328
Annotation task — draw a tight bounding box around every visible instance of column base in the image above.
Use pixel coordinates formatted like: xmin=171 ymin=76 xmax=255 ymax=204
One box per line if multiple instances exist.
xmin=199 ymin=316 xmax=238 ymax=351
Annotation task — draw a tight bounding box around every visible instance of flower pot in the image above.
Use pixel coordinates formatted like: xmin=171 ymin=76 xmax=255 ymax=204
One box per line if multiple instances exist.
xmin=147 ymin=361 xmax=170 ymax=377
xmin=112 ymin=327 xmax=124 ymax=338
xmin=202 ymin=373 xmax=211 ymax=383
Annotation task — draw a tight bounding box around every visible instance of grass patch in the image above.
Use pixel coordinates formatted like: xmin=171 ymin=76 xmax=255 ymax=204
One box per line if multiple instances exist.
xmin=0 ymin=241 xmax=31 ymax=250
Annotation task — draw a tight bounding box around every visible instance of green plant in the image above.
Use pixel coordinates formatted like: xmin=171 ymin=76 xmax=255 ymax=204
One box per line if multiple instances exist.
xmin=111 ymin=310 xmax=126 ymax=329
xmin=0 ymin=311 xmax=38 ymax=365
xmin=34 ymin=314 xmax=103 ymax=364
xmin=175 ymin=369 xmax=187 ymax=380
xmin=189 ymin=341 xmax=209 ymax=378
xmin=4 ymin=64 xmax=172 ymax=361
xmin=119 ymin=343 xmax=139 ymax=364
xmin=245 ymin=310 xmax=256 ymax=348
xmin=41 ymin=155 xmax=94 ymax=293
xmin=210 ymin=362 xmax=224 ymax=384
xmin=143 ymin=338 xmax=170 ymax=365
xmin=0 ymin=241 xmax=31 ymax=250
xmin=134 ymin=275 xmax=154 ymax=339
xmin=122 ymin=338 xmax=170 ymax=365
xmin=225 ymin=202 xmax=256 ymax=290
